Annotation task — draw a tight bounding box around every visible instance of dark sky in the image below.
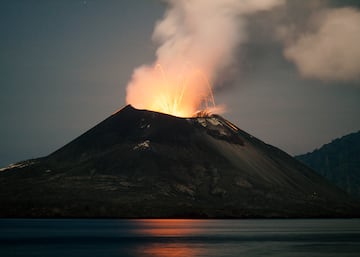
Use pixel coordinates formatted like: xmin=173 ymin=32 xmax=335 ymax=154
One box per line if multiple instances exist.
xmin=1 ymin=0 xmax=360 ymax=167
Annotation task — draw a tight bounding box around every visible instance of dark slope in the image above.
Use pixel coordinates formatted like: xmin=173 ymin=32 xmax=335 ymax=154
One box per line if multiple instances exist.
xmin=296 ymin=131 xmax=360 ymax=198
xmin=0 ymin=105 xmax=358 ymax=218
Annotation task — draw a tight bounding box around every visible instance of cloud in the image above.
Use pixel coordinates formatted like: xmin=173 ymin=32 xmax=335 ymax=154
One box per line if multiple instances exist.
xmin=282 ymin=7 xmax=360 ymax=82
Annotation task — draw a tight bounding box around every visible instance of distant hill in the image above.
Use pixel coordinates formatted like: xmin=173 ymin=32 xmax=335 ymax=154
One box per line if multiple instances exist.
xmin=296 ymin=131 xmax=360 ymax=198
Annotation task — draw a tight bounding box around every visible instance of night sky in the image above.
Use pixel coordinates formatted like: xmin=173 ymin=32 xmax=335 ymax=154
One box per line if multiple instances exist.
xmin=1 ymin=0 xmax=360 ymax=167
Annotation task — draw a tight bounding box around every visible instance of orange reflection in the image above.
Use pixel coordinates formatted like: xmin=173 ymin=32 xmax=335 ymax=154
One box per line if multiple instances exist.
xmin=134 ymin=219 xmax=204 ymax=257
xmin=135 ymin=219 xmax=200 ymax=237
xmin=140 ymin=243 xmax=200 ymax=257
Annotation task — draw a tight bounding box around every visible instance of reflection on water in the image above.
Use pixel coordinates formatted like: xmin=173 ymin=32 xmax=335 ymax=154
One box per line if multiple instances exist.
xmin=139 ymin=243 xmax=201 ymax=257
xmin=0 ymin=219 xmax=359 ymax=257
xmin=134 ymin=219 xmax=201 ymax=237
xmin=133 ymin=219 xmax=203 ymax=257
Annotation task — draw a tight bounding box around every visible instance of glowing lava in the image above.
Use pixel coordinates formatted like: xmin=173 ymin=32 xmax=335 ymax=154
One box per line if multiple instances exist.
xmin=126 ymin=64 xmax=223 ymax=117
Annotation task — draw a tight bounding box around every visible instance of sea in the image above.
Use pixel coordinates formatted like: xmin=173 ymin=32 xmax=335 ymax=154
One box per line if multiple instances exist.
xmin=0 ymin=219 xmax=359 ymax=257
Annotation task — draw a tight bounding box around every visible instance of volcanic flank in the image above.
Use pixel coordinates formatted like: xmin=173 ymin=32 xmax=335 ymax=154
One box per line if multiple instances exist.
xmin=0 ymin=105 xmax=358 ymax=218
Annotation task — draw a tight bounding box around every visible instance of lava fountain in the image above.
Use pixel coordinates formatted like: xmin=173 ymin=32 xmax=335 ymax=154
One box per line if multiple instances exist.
xmin=125 ymin=0 xmax=284 ymax=117
xmin=126 ymin=63 xmax=223 ymax=117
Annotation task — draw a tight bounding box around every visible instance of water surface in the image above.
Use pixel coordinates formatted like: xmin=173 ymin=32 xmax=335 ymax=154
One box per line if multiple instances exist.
xmin=0 ymin=219 xmax=359 ymax=257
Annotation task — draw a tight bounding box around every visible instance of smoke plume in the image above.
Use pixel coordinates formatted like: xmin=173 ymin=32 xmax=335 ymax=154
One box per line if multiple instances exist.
xmin=126 ymin=0 xmax=284 ymax=116
xmin=281 ymin=7 xmax=360 ymax=82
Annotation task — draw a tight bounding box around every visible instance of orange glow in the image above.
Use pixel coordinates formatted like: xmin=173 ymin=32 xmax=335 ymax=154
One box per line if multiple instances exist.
xmin=140 ymin=243 xmax=200 ymax=257
xmin=134 ymin=219 xmax=200 ymax=236
xmin=134 ymin=219 xmax=204 ymax=257
xmin=126 ymin=64 xmax=224 ymax=117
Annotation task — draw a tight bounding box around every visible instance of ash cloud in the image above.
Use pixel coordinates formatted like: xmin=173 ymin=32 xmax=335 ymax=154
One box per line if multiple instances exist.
xmin=151 ymin=0 xmax=285 ymax=78
xmin=126 ymin=0 xmax=360 ymax=116
xmin=126 ymin=0 xmax=284 ymax=114
xmin=279 ymin=6 xmax=360 ymax=82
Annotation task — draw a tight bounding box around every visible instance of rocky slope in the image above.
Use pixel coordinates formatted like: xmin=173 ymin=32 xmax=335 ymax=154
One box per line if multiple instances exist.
xmin=0 ymin=105 xmax=358 ymax=218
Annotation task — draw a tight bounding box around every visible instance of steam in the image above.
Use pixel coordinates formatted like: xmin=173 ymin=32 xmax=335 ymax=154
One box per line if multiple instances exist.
xmin=126 ymin=0 xmax=284 ymax=116
xmin=125 ymin=0 xmax=359 ymax=116
xmin=281 ymin=7 xmax=360 ymax=82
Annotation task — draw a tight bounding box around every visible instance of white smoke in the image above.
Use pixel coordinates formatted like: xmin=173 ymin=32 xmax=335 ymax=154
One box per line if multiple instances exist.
xmin=126 ymin=0 xmax=284 ymax=114
xmin=126 ymin=0 xmax=360 ymax=115
xmin=281 ymin=7 xmax=360 ymax=82
xmin=152 ymin=0 xmax=285 ymax=76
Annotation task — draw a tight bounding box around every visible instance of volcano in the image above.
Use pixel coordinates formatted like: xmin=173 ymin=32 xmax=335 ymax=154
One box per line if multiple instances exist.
xmin=0 ymin=105 xmax=358 ymax=218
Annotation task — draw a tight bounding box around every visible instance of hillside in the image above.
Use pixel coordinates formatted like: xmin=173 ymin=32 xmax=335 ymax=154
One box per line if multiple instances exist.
xmin=296 ymin=131 xmax=360 ymax=198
